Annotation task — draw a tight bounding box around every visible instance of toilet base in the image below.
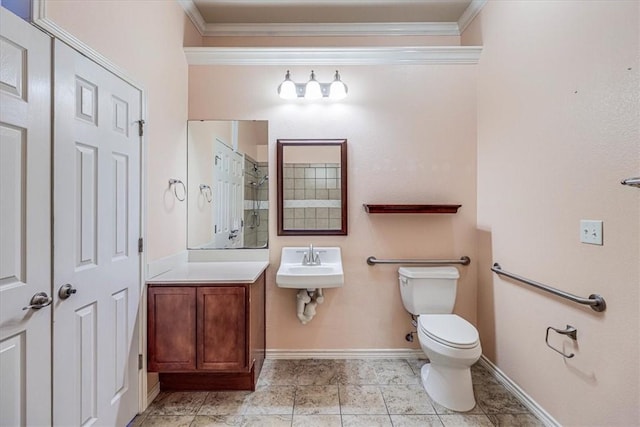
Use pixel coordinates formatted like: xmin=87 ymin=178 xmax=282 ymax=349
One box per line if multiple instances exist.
xmin=421 ymin=362 xmax=476 ymax=412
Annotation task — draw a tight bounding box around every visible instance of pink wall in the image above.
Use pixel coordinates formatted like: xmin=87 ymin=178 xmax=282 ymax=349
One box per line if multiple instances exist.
xmin=187 ymin=120 xmax=231 ymax=248
xmin=238 ymin=120 xmax=267 ymax=160
xmin=43 ymin=2 xmax=639 ymax=422
xmin=466 ymin=2 xmax=639 ymax=425
xmin=183 ymin=13 xmax=203 ymax=47
xmin=46 ymin=0 xmax=192 ymax=262
xmin=189 ymin=65 xmax=478 ymax=351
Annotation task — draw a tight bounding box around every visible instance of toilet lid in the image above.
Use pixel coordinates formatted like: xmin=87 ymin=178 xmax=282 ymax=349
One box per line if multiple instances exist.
xmin=418 ymin=314 xmax=479 ymax=349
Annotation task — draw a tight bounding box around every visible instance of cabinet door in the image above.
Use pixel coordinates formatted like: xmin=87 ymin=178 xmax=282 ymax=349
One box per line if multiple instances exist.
xmin=249 ymin=272 xmax=266 ymax=371
xmin=197 ymin=286 xmax=247 ymax=371
xmin=148 ymin=286 xmax=196 ymax=371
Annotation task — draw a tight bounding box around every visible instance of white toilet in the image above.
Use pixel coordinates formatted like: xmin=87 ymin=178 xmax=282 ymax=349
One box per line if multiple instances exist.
xmin=398 ymin=266 xmax=481 ymax=412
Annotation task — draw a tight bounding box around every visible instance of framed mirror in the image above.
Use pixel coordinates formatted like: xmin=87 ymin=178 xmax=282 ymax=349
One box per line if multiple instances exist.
xmin=188 ymin=120 xmax=269 ymax=249
xmin=277 ymin=139 xmax=348 ymax=236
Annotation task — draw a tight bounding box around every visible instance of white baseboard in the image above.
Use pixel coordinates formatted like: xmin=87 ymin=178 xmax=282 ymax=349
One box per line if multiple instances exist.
xmin=146 ymin=380 xmax=161 ymax=406
xmin=479 ymin=356 xmax=560 ymax=427
xmin=266 ymin=348 xmax=425 ymax=359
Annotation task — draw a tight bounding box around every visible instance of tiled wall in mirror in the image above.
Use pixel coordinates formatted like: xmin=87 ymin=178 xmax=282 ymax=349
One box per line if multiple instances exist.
xmin=277 ymin=139 xmax=347 ymax=236
xmin=282 ymin=162 xmax=342 ymax=230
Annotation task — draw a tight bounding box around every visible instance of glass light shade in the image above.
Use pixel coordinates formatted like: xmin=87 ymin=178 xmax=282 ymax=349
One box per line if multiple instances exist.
xmin=304 ymin=71 xmax=322 ymax=100
xmin=329 ymin=81 xmax=348 ymax=100
xmin=278 ymin=79 xmax=297 ymax=99
xmin=278 ymin=71 xmax=298 ymax=99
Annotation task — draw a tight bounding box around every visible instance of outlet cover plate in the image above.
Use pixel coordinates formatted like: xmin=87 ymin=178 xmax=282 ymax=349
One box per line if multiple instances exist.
xmin=580 ymin=220 xmax=603 ymax=245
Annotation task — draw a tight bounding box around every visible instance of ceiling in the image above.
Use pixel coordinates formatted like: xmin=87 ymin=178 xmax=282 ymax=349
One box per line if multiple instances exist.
xmin=182 ymin=0 xmax=482 ymax=37
xmin=191 ymin=0 xmax=473 ymax=24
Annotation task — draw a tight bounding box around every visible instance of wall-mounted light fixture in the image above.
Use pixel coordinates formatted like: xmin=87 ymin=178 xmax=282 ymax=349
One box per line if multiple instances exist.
xmin=278 ymin=70 xmax=348 ymax=100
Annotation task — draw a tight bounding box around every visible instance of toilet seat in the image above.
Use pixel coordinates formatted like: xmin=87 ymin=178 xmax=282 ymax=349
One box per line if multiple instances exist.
xmin=418 ymin=314 xmax=479 ymax=349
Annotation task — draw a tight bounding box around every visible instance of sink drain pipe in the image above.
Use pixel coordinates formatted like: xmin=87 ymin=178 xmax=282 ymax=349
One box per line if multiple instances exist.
xmin=296 ymin=288 xmax=324 ymax=324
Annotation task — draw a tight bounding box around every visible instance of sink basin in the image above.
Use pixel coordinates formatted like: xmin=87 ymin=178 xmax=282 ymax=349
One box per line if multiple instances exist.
xmin=276 ymin=247 xmax=344 ymax=289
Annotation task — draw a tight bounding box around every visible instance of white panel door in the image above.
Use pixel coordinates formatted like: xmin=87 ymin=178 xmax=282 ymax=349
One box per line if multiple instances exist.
xmin=231 ymin=153 xmax=244 ymax=247
xmin=0 ymin=8 xmax=52 ymax=427
xmin=53 ymin=40 xmax=141 ymax=427
xmin=213 ymin=139 xmax=244 ymax=248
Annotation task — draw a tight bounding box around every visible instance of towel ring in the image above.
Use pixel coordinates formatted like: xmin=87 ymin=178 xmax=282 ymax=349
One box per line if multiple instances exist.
xmin=199 ymin=184 xmax=212 ymax=203
xmin=169 ymin=179 xmax=186 ymax=202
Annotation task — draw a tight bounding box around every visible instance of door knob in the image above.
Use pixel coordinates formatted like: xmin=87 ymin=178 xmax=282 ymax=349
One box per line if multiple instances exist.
xmin=22 ymin=292 xmax=53 ymax=310
xmin=58 ymin=284 xmax=77 ymax=300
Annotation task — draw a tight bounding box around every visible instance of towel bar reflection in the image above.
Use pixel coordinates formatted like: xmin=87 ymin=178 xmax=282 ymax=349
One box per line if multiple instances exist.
xmin=367 ymin=256 xmax=471 ymax=266
xmin=491 ymin=263 xmax=606 ymax=312
xmin=199 ymin=184 xmax=212 ymax=203
xmin=621 ymin=177 xmax=640 ymax=187
xmin=169 ymin=179 xmax=186 ymax=202
xmin=545 ymin=325 xmax=577 ymax=358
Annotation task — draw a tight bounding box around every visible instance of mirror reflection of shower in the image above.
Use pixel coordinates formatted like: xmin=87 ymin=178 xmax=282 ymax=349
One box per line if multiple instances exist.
xmin=187 ymin=119 xmax=269 ymax=249
xmin=252 ymin=174 xmax=269 ymax=187
xmin=250 ymin=170 xmax=268 ymax=228
xmin=245 ymin=158 xmax=269 ymax=248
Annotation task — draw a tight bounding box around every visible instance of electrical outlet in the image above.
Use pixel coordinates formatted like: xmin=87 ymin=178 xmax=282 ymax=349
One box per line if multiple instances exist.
xmin=580 ymin=220 xmax=603 ymax=245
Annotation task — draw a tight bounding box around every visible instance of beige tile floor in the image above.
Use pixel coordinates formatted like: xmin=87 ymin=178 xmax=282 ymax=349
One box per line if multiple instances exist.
xmin=131 ymin=359 xmax=544 ymax=427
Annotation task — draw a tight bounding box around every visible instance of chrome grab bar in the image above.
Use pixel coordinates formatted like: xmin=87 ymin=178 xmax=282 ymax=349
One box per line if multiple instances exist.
xmin=367 ymin=256 xmax=471 ymax=266
xmin=621 ymin=177 xmax=640 ymax=187
xmin=491 ymin=263 xmax=606 ymax=312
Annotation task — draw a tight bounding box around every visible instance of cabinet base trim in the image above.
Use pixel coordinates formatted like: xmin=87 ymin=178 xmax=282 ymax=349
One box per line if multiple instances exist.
xmin=159 ymin=365 xmax=256 ymax=391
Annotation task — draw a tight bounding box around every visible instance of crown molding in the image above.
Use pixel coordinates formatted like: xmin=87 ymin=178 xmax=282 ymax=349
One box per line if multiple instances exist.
xmin=457 ymin=0 xmax=487 ymax=34
xmin=177 ymin=0 xmax=207 ymax=32
xmin=178 ymin=0 xmax=484 ymax=37
xmin=185 ymin=45 xmax=481 ymax=65
xmin=199 ymin=21 xmax=460 ymax=37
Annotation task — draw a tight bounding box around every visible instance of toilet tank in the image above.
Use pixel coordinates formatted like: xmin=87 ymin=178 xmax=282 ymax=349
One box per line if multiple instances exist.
xmin=398 ymin=267 xmax=459 ymax=315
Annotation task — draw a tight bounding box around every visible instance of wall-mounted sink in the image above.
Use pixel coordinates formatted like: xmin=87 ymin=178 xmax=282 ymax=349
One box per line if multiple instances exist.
xmin=276 ymin=246 xmax=344 ymax=289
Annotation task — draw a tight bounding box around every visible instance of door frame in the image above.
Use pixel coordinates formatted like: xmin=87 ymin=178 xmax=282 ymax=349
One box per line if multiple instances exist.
xmin=32 ymin=1 xmax=151 ymax=412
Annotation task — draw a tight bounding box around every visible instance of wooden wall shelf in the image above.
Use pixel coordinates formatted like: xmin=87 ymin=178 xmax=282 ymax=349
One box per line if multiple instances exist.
xmin=363 ymin=204 xmax=461 ymax=214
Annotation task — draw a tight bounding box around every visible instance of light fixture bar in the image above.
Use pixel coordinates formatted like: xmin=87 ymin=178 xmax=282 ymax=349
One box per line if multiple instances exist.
xmin=278 ymin=70 xmax=348 ymax=100
xmin=289 ymin=82 xmax=333 ymax=97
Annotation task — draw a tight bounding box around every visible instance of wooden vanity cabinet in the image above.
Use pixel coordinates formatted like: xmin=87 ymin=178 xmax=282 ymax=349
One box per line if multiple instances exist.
xmin=147 ymin=287 xmax=197 ymax=371
xmin=147 ymin=272 xmax=265 ymax=391
xmin=197 ymin=286 xmax=247 ymax=371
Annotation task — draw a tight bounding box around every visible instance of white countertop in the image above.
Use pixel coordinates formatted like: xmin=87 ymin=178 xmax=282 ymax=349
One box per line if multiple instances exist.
xmin=148 ymin=261 xmax=269 ymax=284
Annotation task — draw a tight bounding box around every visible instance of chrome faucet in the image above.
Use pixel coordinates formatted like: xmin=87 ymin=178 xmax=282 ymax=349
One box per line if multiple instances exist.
xmin=302 ymin=244 xmax=321 ymax=265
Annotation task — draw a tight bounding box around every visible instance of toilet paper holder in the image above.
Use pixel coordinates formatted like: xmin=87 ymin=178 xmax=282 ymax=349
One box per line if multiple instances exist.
xmin=545 ymin=325 xmax=577 ymax=358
